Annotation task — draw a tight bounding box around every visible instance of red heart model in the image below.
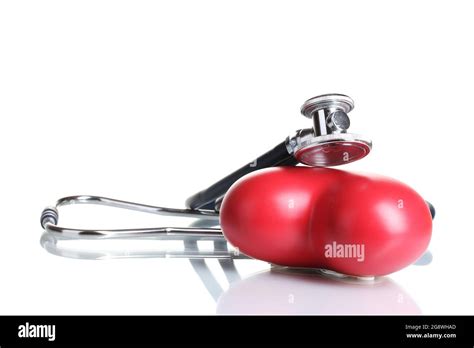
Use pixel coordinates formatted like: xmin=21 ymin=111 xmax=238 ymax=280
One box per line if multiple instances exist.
xmin=220 ymin=167 xmax=432 ymax=276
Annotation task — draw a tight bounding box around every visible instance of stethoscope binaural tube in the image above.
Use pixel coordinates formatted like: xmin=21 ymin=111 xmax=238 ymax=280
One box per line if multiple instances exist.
xmin=41 ymin=195 xmax=222 ymax=240
xmin=186 ymin=94 xmax=372 ymax=211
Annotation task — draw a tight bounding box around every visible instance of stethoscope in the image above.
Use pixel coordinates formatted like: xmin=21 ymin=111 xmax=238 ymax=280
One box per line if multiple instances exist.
xmin=40 ymin=93 xmax=434 ymax=241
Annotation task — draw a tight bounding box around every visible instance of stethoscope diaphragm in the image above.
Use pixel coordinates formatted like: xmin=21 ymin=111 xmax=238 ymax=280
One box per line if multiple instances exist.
xmin=291 ymin=132 xmax=372 ymax=167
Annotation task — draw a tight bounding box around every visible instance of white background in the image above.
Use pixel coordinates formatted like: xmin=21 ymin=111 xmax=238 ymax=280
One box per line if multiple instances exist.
xmin=1 ymin=0 xmax=473 ymax=314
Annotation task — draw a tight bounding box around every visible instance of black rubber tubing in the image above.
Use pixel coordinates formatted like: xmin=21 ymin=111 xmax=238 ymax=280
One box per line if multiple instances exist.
xmin=185 ymin=140 xmax=296 ymax=211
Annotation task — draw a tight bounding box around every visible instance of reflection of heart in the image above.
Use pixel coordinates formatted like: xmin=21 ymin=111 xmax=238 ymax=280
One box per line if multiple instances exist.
xmin=217 ymin=269 xmax=421 ymax=315
xmin=220 ymin=167 xmax=432 ymax=276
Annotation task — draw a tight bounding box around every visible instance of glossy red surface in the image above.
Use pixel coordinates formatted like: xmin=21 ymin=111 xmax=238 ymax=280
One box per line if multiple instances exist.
xmin=220 ymin=167 xmax=432 ymax=276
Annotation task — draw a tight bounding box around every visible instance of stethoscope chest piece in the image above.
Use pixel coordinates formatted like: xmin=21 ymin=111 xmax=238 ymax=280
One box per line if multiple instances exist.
xmin=287 ymin=93 xmax=372 ymax=167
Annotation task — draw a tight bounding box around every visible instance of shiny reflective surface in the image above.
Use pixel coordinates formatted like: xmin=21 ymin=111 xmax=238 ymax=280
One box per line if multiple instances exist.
xmin=40 ymin=227 xmax=430 ymax=314
xmin=217 ymin=268 xmax=421 ymax=314
xmin=40 ymin=232 xmax=246 ymax=260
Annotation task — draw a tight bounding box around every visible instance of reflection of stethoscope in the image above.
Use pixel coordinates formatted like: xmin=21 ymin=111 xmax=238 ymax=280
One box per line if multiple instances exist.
xmin=41 ymin=93 xmax=379 ymax=236
xmin=40 ymin=93 xmax=435 ymax=276
xmin=40 ymin=231 xmax=428 ymax=314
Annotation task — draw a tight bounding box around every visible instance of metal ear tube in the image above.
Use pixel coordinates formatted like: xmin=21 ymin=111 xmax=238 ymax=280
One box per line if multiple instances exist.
xmin=41 ymin=195 xmax=222 ymax=240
